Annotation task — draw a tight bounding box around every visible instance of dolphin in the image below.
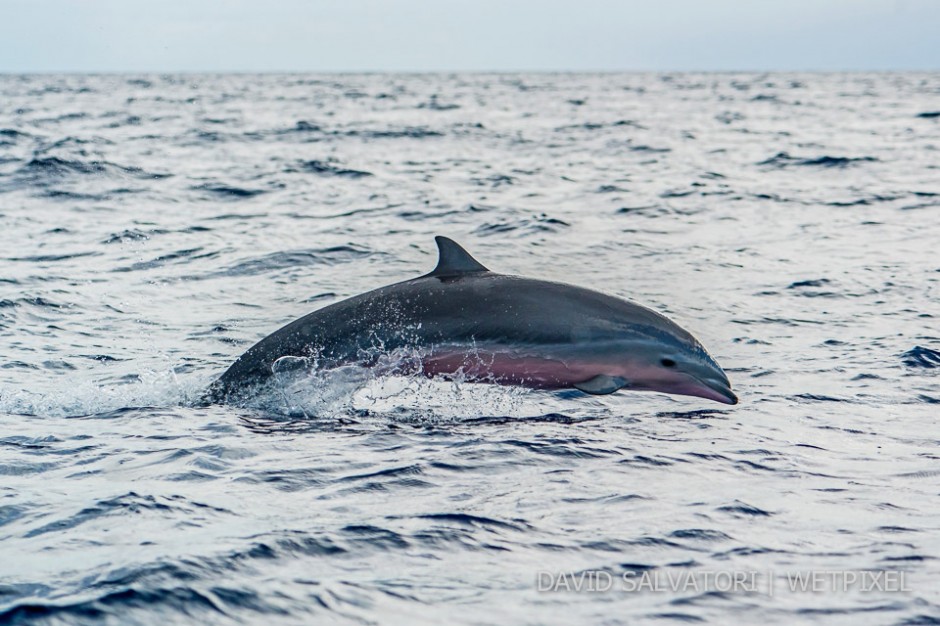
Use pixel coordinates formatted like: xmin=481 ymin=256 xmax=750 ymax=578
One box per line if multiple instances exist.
xmin=206 ymin=236 xmax=738 ymax=405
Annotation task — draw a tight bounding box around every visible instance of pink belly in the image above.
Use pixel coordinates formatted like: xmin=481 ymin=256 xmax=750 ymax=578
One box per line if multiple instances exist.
xmin=419 ymin=349 xmax=599 ymax=389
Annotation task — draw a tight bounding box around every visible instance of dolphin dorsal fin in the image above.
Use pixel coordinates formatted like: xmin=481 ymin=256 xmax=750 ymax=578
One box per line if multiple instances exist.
xmin=428 ymin=236 xmax=489 ymax=276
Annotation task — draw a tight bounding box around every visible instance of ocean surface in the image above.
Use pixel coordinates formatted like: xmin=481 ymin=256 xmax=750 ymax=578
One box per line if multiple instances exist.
xmin=1 ymin=72 xmax=939 ymax=625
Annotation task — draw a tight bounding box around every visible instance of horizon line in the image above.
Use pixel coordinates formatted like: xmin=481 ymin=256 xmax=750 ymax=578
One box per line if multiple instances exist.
xmin=2 ymin=68 xmax=938 ymax=76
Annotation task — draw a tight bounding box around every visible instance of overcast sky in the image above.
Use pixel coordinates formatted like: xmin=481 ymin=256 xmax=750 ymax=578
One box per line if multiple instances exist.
xmin=3 ymin=0 xmax=939 ymax=73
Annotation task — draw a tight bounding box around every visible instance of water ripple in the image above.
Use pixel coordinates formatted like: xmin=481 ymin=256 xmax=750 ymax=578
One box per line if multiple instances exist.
xmin=0 ymin=72 xmax=938 ymax=625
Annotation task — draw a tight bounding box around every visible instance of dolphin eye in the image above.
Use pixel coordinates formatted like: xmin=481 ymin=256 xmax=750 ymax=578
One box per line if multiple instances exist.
xmin=661 ymin=358 xmax=676 ymax=368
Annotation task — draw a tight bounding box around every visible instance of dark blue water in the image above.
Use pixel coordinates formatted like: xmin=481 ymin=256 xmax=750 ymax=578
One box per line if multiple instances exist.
xmin=1 ymin=73 xmax=939 ymax=625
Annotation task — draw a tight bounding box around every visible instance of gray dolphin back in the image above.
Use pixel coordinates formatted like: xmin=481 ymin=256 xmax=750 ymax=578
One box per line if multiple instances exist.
xmin=205 ymin=237 xmax=694 ymax=403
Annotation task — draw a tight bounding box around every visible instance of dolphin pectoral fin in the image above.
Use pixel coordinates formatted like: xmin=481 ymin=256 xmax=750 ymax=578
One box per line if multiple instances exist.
xmin=573 ymin=375 xmax=627 ymax=395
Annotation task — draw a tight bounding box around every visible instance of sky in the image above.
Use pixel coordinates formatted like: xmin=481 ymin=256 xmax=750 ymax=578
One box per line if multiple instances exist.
xmin=2 ymin=0 xmax=939 ymax=73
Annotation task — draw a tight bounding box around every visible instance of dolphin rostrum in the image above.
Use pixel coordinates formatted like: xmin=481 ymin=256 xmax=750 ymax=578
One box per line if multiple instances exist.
xmin=207 ymin=237 xmax=738 ymax=405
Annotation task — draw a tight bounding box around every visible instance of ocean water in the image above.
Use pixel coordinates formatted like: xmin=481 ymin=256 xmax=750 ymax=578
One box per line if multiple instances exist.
xmin=1 ymin=72 xmax=939 ymax=625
